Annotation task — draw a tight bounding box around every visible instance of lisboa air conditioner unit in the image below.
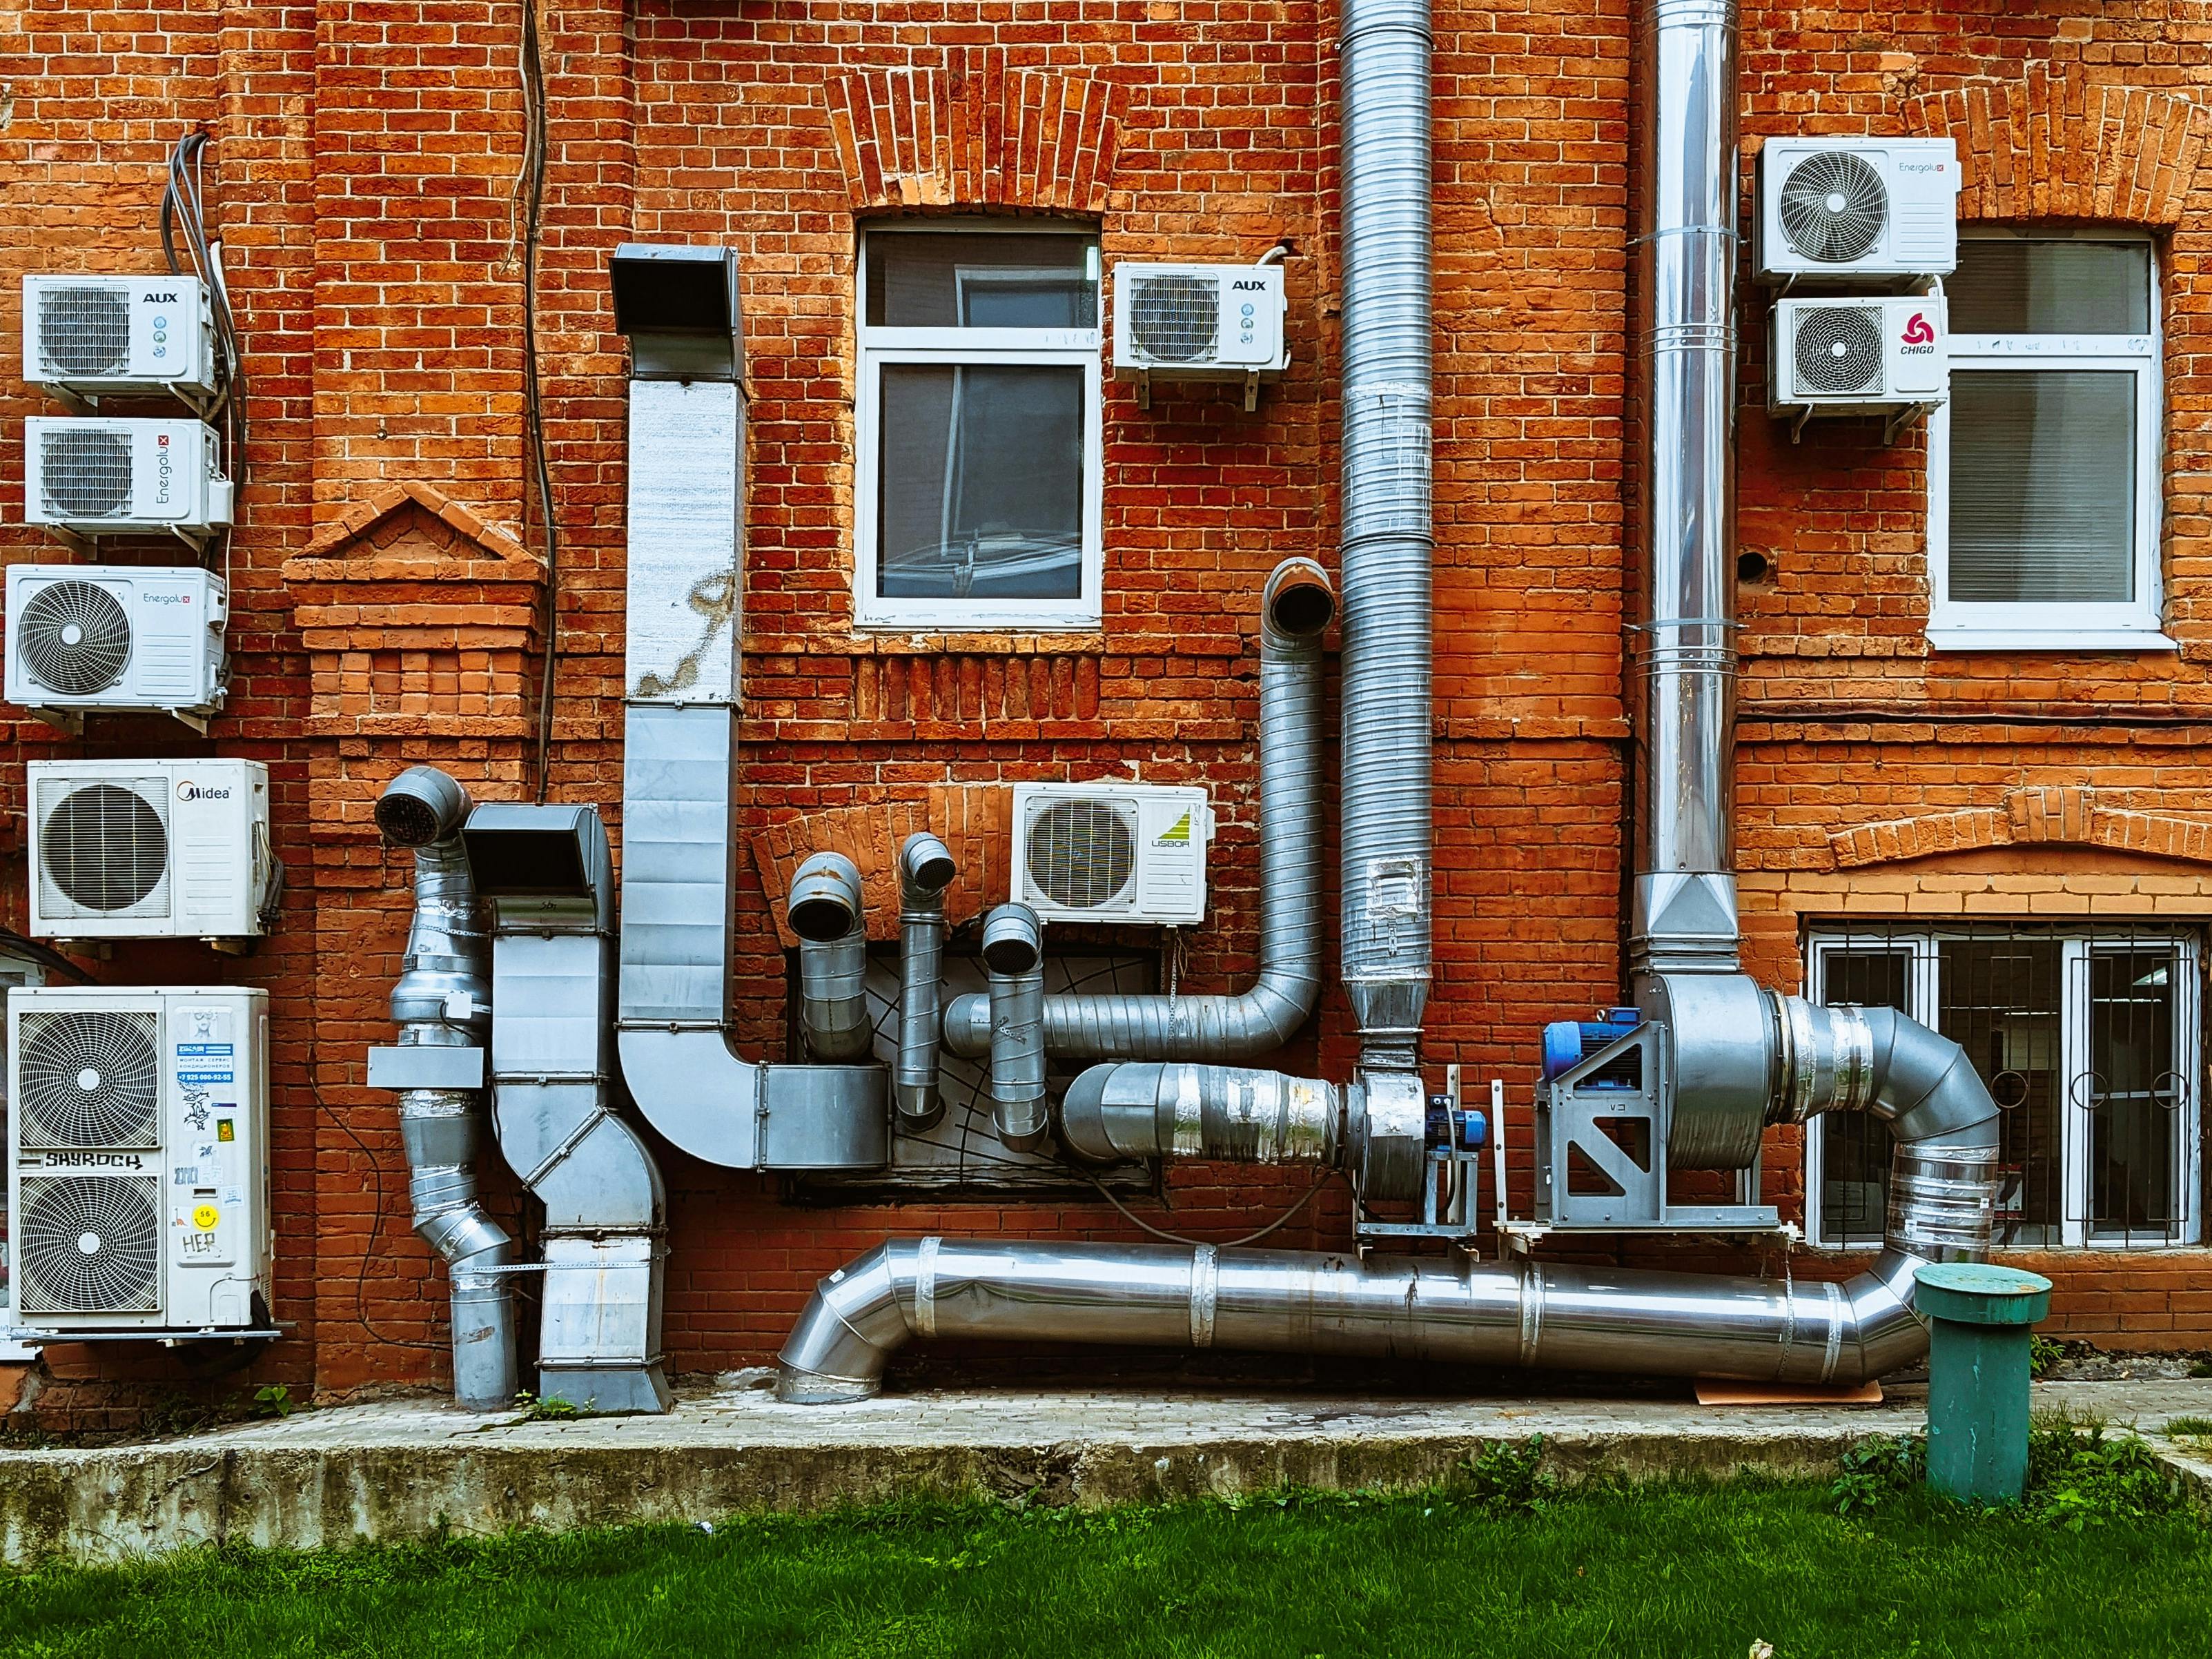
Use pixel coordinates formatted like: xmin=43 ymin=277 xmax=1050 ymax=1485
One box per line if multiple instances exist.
xmin=1012 ymin=783 xmax=1213 ymax=926
xmin=8 ymin=985 xmax=271 ymax=1341
xmin=4 ymin=563 xmax=228 ymax=728
xmin=21 ymin=275 xmax=220 ymax=401
xmin=1768 ymin=296 xmax=1948 ymax=427
xmin=26 ymin=759 xmax=273 ymax=944
xmin=1755 ymin=138 xmax=1960 ymax=283
xmin=22 ymin=418 xmax=233 ymax=542
xmin=1113 ymin=262 xmax=1287 ymax=407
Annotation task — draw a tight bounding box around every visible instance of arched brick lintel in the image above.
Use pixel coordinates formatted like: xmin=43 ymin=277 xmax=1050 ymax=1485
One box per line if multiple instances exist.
xmin=1828 ymin=786 xmax=2212 ymax=871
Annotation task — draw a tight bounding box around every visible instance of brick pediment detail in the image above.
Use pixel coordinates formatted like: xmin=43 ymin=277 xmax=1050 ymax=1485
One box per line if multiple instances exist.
xmin=1903 ymin=68 xmax=2211 ymax=226
xmin=749 ymin=784 xmax=1013 ymax=949
xmin=1828 ymin=787 xmax=2212 ymax=869
xmin=827 ymin=55 xmax=1124 ymax=213
xmin=281 ymin=482 xmax=546 ymax=743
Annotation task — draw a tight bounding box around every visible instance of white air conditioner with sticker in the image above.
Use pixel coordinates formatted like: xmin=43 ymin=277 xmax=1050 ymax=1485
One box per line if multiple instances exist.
xmin=1768 ymin=295 xmax=1948 ymax=416
xmin=1755 ymin=138 xmax=1960 ymax=282
xmin=3 ymin=563 xmax=228 ymax=725
xmin=21 ymin=275 xmax=219 ymax=400
xmin=1012 ymin=782 xmax=1213 ymax=925
xmin=21 ymin=418 xmax=233 ymax=538
xmin=1113 ymin=262 xmax=1289 ymax=390
xmin=26 ymin=758 xmax=273 ymax=943
xmin=7 ymin=985 xmax=271 ymax=1339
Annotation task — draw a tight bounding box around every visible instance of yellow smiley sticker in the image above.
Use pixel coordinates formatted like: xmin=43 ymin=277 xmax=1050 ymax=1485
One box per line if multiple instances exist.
xmin=192 ymin=1204 xmax=220 ymax=1231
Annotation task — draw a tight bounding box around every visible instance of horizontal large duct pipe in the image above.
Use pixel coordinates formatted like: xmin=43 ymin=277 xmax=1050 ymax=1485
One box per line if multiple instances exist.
xmin=790 ymin=852 xmax=873 ymax=1063
xmin=943 ymin=558 xmax=1333 ymax=1063
xmin=1059 ymin=1061 xmax=1340 ymax=1165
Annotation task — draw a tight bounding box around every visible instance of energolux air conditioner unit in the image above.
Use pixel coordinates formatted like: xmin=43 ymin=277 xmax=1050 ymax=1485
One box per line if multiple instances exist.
xmin=1113 ymin=263 xmax=1289 ymax=396
xmin=26 ymin=759 xmax=273 ymax=943
xmin=1012 ymin=783 xmax=1214 ymax=926
xmin=8 ymin=985 xmax=271 ymax=1339
xmin=1755 ymin=138 xmax=1960 ymax=282
xmin=4 ymin=564 xmax=228 ymax=724
xmin=1768 ymin=295 xmax=1948 ymax=416
xmin=21 ymin=275 xmax=219 ymax=400
xmin=22 ymin=418 xmax=233 ymax=539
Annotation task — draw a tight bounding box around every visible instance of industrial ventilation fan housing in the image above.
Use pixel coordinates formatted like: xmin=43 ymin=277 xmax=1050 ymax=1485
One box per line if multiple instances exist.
xmin=20 ymin=275 xmax=219 ymax=400
xmin=1768 ymin=295 xmax=1949 ymax=418
xmin=8 ymin=985 xmax=271 ymax=1340
xmin=26 ymin=758 xmax=273 ymax=943
xmin=1112 ymin=262 xmax=1289 ymax=388
xmin=21 ymin=418 xmax=233 ymax=540
xmin=3 ymin=563 xmax=228 ymax=726
xmin=1011 ymin=782 xmax=1213 ymax=925
xmin=1754 ymin=138 xmax=1961 ymax=282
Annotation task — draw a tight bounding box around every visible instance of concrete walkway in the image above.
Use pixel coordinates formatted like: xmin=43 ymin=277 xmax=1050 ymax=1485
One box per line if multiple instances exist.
xmin=6 ymin=1374 xmax=2212 ymax=1563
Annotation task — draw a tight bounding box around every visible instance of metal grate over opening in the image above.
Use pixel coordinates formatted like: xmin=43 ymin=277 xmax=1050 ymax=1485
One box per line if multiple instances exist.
xmin=1779 ymin=150 xmax=1889 ymax=264
xmin=1026 ymin=798 xmax=1137 ymax=910
xmin=37 ymin=429 xmax=135 ymax=520
xmin=39 ymin=781 xmax=168 ymax=913
xmin=17 ymin=1176 xmax=163 ymax=1314
xmin=1794 ymin=306 xmax=1885 ymax=395
xmin=16 ymin=1009 xmax=161 ymax=1148
xmin=16 ymin=581 xmax=133 ymax=696
xmin=1126 ymin=273 xmax=1220 ymax=364
xmin=35 ymin=286 xmax=132 ymax=378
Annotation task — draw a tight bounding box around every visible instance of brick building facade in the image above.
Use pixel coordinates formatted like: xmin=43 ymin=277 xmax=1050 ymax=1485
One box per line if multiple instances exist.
xmin=3 ymin=0 xmax=2211 ymax=1424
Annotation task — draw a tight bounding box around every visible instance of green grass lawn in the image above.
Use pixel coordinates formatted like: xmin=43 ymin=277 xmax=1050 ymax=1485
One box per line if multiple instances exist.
xmin=5 ymin=1478 xmax=2211 ymax=1659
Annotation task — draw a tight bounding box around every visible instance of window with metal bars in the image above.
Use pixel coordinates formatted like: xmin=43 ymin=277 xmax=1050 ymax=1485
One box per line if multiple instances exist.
xmin=1805 ymin=921 xmax=2203 ymax=1250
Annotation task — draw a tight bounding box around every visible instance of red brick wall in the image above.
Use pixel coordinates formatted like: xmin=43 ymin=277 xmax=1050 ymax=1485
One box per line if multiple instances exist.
xmin=2 ymin=0 xmax=2211 ymax=1424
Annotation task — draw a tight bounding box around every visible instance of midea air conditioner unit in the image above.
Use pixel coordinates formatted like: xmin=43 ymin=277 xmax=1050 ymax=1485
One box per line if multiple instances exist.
xmin=8 ymin=985 xmax=271 ymax=1340
xmin=4 ymin=563 xmax=228 ymax=727
xmin=26 ymin=759 xmax=272 ymax=944
xmin=1012 ymin=783 xmax=1213 ymax=925
xmin=21 ymin=275 xmax=220 ymax=401
xmin=1768 ymin=295 xmax=1948 ymax=422
xmin=1755 ymin=138 xmax=1960 ymax=282
xmin=22 ymin=418 xmax=233 ymax=540
xmin=1113 ymin=263 xmax=1287 ymax=406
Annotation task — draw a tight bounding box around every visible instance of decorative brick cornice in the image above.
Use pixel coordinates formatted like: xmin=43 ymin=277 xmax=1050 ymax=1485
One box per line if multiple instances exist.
xmin=1903 ymin=68 xmax=2211 ymax=226
xmin=748 ymin=784 xmax=1012 ymax=948
xmin=1828 ymin=787 xmax=2212 ymax=869
xmin=826 ymin=55 xmax=1124 ymax=214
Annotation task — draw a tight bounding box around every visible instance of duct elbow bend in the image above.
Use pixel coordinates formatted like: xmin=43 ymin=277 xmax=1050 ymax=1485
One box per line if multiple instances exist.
xmin=377 ymin=765 xmax=473 ymax=850
xmin=790 ymin=853 xmax=873 ymax=1063
xmin=1262 ymin=556 xmax=1336 ymax=651
xmin=775 ymin=1242 xmax=917 ymax=1402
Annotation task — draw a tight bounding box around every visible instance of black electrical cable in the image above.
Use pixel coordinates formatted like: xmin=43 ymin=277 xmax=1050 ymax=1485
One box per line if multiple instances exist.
xmin=307 ymin=1039 xmax=441 ymax=1353
xmin=1077 ymin=1164 xmax=1345 ymax=1249
xmin=516 ymin=0 xmax=560 ymax=803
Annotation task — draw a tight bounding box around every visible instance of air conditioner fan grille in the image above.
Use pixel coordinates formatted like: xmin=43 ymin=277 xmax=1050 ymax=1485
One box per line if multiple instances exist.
xmin=17 ymin=1176 xmax=162 ymax=1314
xmin=17 ymin=1009 xmax=162 ymax=1148
xmin=1779 ymin=150 xmax=1890 ymax=264
xmin=1026 ymin=798 xmax=1138 ymax=911
xmin=17 ymin=580 xmax=133 ymax=697
xmin=37 ymin=429 xmax=136 ymax=522
xmin=39 ymin=782 xmax=169 ymax=914
xmin=1792 ymin=306 xmax=1886 ymax=395
xmin=1127 ymin=274 xmax=1221 ymax=364
xmin=36 ymin=287 xmax=133 ymax=379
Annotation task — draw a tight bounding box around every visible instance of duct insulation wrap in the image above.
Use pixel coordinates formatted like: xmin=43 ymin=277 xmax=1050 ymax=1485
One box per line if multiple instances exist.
xmin=790 ymin=852 xmax=873 ymax=1062
xmin=1338 ymin=0 xmax=1434 ymax=1069
xmin=894 ymin=833 xmax=957 ymax=1128
xmin=1630 ymin=0 xmax=1742 ymax=974
xmin=983 ymin=903 xmax=1048 ymax=1151
xmin=941 ymin=557 xmax=1331 ymax=1063
xmin=369 ymin=768 xmax=517 ymax=1411
xmin=1060 ymin=1062 xmax=1340 ymax=1164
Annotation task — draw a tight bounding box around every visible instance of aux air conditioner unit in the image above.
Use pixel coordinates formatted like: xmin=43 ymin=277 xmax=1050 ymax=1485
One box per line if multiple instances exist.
xmin=1113 ymin=263 xmax=1287 ymax=405
xmin=1012 ymin=783 xmax=1213 ymax=926
xmin=26 ymin=759 xmax=273 ymax=944
xmin=22 ymin=418 xmax=233 ymax=540
xmin=4 ymin=563 xmax=228 ymax=726
xmin=1755 ymin=138 xmax=1960 ymax=283
xmin=20 ymin=275 xmax=219 ymax=400
xmin=8 ymin=985 xmax=271 ymax=1340
xmin=1768 ymin=295 xmax=1948 ymax=418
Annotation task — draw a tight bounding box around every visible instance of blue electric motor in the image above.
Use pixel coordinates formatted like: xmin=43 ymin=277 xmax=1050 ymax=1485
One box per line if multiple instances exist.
xmin=1539 ymin=1005 xmax=1641 ymax=1083
xmin=1425 ymin=1095 xmax=1487 ymax=1149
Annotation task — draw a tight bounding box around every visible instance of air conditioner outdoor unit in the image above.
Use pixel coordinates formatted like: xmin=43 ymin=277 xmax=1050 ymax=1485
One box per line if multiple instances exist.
xmin=3 ymin=563 xmax=228 ymax=727
xmin=21 ymin=418 xmax=234 ymax=541
xmin=1754 ymin=138 xmax=1960 ymax=282
xmin=20 ymin=275 xmax=219 ymax=401
xmin=26 ymin=759 xmax=273 ymax=944
xmin=1113 ymin=263 xmax=1287 ymax=405
xmin=1768 ymin=295 xmax=1948 ymax=421
xmin=8 ymin=985 xmax=271 ymax=1341
xmin=1012 ymin=783 xmax=1213 ymax=926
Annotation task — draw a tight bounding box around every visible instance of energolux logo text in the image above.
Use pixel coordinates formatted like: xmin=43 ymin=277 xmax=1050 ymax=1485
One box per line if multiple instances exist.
xmin=142 ymin=591 xmax=193 ymax=605
xmin=154 ymin=431 xmax=174 ymax=507
xmin=1899 ymin=312 xmax=1937 ymax=354
xmin=1896 ymin=160 xmax=1947 ymax=175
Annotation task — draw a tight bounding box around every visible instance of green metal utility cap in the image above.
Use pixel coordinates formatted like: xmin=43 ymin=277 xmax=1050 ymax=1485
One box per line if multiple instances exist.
xmin=1914 ymin=1262 xmax=2053 ymax=1327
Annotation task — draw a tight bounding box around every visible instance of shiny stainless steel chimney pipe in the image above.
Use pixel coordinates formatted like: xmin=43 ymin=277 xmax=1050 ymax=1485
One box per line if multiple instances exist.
xmin=790 ymin=852 xmax=873 ymax=1063
xmin=1630 ymin=0 xmax=1742 ymax=975
xmin=983 ymin=903 xmax=1048 ymax=1151
xmin=894 ymin=832 xmax=958 ymax=1128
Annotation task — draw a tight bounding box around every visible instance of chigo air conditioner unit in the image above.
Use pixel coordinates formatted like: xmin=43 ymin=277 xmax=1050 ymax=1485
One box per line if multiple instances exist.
xmin=21 ymin=418 xmax=233 ymax=540
xmin=20 ymin=275 xmax=219 ymax=400
xmin=3 ymin=563 xmax=228 ymax=727
xmin=1768 ymin=295 xmax=1948 ymax=431
xmin=1754 ymin=138 xmax=1960 ymax=282
xmin=26 ymin=759 xmax=273 ymax=945
xmin=1012 ymin=783 xmax=1213 ymax=926
xmin=1113 ymin=262 xmax=1287 ymax=406
xmin=8 ymin=985 xmax=271 ymax=1340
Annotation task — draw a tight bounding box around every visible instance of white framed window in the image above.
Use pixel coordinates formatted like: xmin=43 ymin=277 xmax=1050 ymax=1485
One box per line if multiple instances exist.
xmin=854 ymin=223 xmax=1104 ymax=631
xmin=1805 ymin=922 xmax=2202 ymax=1252
xmin=1926 ymin=228 xmax=2170 ymax=651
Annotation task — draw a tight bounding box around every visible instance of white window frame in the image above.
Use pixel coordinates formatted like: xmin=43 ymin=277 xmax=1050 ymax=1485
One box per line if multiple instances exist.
xmin=854 ymin=222 xmax=1104 ymax=632
xmin=1803 ymin=927 xmax=2201 ymax=1251
xmin=1926 ymin=227 xmax=2170 ymax=653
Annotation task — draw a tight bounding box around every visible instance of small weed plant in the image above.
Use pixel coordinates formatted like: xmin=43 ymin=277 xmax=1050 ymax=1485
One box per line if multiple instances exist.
xmin=1456 ymin=1437 xmax=1558 ymax=1513
xmin=1828 ymin=1415 xmax=2186 ymax=1529
xmin=514 ymin=1392 xmax=585 ymax=1422
xmin=250 ymin=1384 xmax=295 ymax=1420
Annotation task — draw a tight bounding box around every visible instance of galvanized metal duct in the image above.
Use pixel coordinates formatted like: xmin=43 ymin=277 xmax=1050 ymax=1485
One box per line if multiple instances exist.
xmin=777 ymin=1007 xmax=1998 ymax=1400
xmin=894 ymin=832 xmax=957 ymax=1130
xmin=1338 ymin=0 xmax=1433 ymax=1072
xmin=790 ymin=852 xmax=873 ymax=1063
xmin=366 ymin=767 xmax=517 ymax=1412
xmin=983 ymin=903 xmax=1048 ymax=1151
xmin=941 ymin=558 xmax=1333 ymax=1063
xmin=1629 ymin=0 xmax=1742 ymax=975
xmin=1059 ymin=1062 xmax=1340 ymax=1165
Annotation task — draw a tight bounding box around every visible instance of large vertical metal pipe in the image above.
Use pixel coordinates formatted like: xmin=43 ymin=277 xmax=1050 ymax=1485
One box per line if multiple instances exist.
xmin=894 ymin=832 xmax=958 ymax=1128
xmin=1630 ymin=0 xmax=1743 ymax=976
xmin=983 ymin=903 xmax=1048 ymax=1151
xmin=1338 ymin=0 xmax=1433 ymax=1071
